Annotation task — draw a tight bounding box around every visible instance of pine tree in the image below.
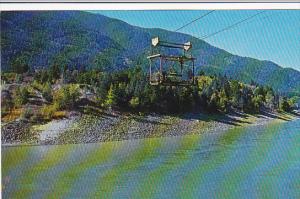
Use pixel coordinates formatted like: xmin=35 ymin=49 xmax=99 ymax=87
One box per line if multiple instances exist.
xmin=280 ymin=97 xmax=290 ymax=112
xmin=104 ymin=85 xmax=117 ymax=108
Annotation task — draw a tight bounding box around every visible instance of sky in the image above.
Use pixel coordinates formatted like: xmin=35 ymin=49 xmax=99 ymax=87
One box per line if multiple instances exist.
xmin=91 ymin=10 xmax=300 ymax=71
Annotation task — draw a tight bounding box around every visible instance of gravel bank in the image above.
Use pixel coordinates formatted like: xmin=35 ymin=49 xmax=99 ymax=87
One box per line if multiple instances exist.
xmin=1 ymin=120 xmax=32 ymax=144
xmin=56 ymin=113 xmax=122 ymax=144
xmin=2 ymin=111 xmax=296 ymax=146
xmin=37 ymin=117 xmax=78 ymax=144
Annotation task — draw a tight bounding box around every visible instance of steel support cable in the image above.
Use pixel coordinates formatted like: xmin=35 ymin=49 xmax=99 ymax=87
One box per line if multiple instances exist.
xmin=200 ymin=11 xmax=267 ymax=40
xmin=174 ymin=10 xmax=215 ymax=32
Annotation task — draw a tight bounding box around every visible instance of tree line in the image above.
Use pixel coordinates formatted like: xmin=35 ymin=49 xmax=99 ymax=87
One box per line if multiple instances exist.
xmin=2 ymin=64 xmax=297 ymax=122
xmin=31 ymin=65 xmax=296 ymax=114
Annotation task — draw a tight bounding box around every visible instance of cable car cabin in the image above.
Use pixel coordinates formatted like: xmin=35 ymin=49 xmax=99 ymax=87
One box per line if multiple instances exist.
xmin=147 ymin=37 xmax=196 ymax=86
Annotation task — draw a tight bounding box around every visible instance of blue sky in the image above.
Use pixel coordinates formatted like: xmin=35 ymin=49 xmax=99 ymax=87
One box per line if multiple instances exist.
xmin=91 ymin=10 xmax=300 ymax=71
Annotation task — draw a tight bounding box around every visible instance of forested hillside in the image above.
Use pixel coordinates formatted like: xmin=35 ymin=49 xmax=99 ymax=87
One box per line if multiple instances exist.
xmin=1 ymin=11 xmax=300 ymax=95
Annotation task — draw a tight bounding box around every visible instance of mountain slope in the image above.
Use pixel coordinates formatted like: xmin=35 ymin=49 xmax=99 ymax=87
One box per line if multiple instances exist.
xmin=1 ymin=11 xmax=300 ymax=95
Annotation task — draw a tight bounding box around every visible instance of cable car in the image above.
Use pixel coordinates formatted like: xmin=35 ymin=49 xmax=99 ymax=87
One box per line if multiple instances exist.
xmin=147 ymin=37 xmax=196 ymax=86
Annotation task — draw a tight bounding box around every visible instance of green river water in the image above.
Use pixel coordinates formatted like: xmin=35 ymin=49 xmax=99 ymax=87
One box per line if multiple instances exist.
xmin=2 ymin=119 xmax=300 ymax=198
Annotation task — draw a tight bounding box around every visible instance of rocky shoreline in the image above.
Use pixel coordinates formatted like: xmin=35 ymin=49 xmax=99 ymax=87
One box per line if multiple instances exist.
xmin=1 ymin=110 xmax=297 ymax=146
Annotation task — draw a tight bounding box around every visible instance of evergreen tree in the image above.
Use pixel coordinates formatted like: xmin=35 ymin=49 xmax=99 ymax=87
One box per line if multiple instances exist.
xmin=49 ymin=64 xmax=61 ymax=82
xmin=280 ymin=97 xmax=290 ymax=112
xmin=11 ymin=55 xmax=29 ymax=74
xmin=104 ymin=85 xmax=117 ymax=108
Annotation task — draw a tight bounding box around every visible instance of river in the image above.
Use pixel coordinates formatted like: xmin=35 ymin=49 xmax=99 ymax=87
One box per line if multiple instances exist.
xmin=2 ymin=119 xmax=300 ymax=199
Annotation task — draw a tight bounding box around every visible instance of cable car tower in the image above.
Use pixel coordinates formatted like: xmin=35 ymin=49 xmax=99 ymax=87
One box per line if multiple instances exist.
xmin=147 ymin=37 xmax=196 ymax=86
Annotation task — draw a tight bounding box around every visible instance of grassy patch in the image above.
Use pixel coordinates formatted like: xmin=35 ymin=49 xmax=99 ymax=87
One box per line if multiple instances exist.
xmin=53 ymin=110 xmax=67 ymax=119
xmin=239 ymin=114 xmax=257 ymax=125
xmin=2 ymin=108 xmax=23 ymax=123
xmin=277 ymin=111 xmax=295 ymax=120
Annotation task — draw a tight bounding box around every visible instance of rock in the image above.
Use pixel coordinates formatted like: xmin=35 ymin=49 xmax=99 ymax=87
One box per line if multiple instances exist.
xmin=1 ymin=120 xmax=31 ymax=143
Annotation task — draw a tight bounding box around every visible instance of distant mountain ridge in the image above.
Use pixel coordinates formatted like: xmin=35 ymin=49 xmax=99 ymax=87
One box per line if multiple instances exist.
xmin=1 ymin=11 xmax=300 ymax=95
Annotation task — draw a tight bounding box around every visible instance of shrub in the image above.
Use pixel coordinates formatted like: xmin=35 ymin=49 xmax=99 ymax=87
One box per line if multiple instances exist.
xmin=53 ymin=84 xmax=80 ymax=110
xmin=42 ymin=83 xmax=53 ymax=102
xmin=20 ymin=107 xmax=33 ymax=120
xmin=34 ymin=70 xmax=50 ymax=83
xmin=1 ymin=72 xmax=17 ymax=83
xmin=1 ymin=104 xmax=11 ymax=118
xmin=53 ymin=110 xmax=67 ymax=119
xmin=40 ymin=103 xmax=59 ymax=120
xmin=13 ymin=86 xmax=29 ymax=107
xmin=30 ymin=112 xmax=43 ymax=123
xmin=280 ymin=97 xmax=290 ymax=112
xmin=129 ymin=97 xmax=140 ymax=109
xmin=31 ymin=80 xmax=44 ymax=91
xmin=15 ymin=74 xmax=23 ymax=83
xmin=83 ymin=105 xmax=94 ymax=114
xmin=1 ymin=92 xmax=13 ymax=117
